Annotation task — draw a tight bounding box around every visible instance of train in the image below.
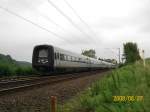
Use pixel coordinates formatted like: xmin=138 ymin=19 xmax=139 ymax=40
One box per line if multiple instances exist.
xmin=32 ymin=44 xmax=117 ymax=73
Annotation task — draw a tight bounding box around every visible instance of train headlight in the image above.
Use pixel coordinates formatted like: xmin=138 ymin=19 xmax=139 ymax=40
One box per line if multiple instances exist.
xmin=38 ymin=58 xmax=48 ymax=64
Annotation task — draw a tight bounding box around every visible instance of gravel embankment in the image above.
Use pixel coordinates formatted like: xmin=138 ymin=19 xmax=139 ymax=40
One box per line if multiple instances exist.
xmin=0 ymin=71 xmax=108 ymax=112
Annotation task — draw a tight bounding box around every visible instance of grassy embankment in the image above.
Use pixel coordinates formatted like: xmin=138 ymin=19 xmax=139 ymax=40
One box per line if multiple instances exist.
xmin=59 ymin=60 xmax=150 ymax=112
xmin=0 ymin=54 xmax=37 ymax=76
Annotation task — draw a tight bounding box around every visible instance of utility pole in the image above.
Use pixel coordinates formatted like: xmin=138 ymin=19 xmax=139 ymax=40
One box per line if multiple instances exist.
xmin=118 ymin=48 xmax=120 ymax=64
xmin=142 ymin=50 xmax=145 ymax=67
xmin=116 ymin=48 xmax=121 ymax=64
xmin=105 ymin=47 xmax=121 ymax=64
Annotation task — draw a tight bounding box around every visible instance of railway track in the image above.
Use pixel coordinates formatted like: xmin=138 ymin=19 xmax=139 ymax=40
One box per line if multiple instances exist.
xmin=0 ymin=70 xmax=107 ymax=96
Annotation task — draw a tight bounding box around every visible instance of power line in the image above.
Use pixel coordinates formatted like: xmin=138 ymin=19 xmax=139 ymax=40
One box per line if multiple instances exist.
xmin=63 ymin=0 xmax=99 ymax=40
xmin=0 ymin=6 xmax=72 ymax=43
xmin=32 ymin=8 xmax=89 ymax=44
xmin=23 ymin=1 xmax=68 ymax=34
xmin=47 ymin=0 xmax=96 ymax=44
xmin=19 ymin=1 xmax=92 ymax=47
xmin=40 ymin=13 xmax=67 ymax=33
xmin=32 ymin=9 xmax=92 ymax=46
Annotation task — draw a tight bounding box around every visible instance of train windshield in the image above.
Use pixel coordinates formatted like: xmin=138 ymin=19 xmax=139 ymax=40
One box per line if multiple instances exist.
xmin=38 ymin=49 xmax=48 ymax=58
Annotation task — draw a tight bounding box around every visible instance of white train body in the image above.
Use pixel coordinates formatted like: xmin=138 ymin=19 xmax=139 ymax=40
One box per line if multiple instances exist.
xmin=32 ymin=45 xmax=117 ymax=72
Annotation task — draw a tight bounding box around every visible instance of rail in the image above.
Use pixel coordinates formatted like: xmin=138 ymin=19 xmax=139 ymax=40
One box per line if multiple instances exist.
xmin=0 ymin=70 xmax=108 ymax=96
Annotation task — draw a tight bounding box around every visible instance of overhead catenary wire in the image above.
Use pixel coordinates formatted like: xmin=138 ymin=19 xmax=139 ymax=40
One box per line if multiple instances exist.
xmin=63 ymin=0 xmax=99 ymax=41
xmin=27 ymin=5 xmax=82 ymax=41
xmin=47 ymin=0 xmax=97 ymax=44
xmin=23 ymin=1 xmax=69 ymax=34
xmin=34 ymin=12 xmax=93 ymax=47
xmin=23 ymin=0 xmax=94 ymax=45
xmin=0 ymin=5 xmax=95 ymax=49
xmin=0 ymin=6 xmax=72 ymax=43
xmin=39 ymin=13 xmax=67 ymax=33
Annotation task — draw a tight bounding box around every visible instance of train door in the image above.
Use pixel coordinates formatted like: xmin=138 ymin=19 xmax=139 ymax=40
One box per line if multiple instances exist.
xmin=56 ymin=52 xmax=60 ymax=67
xmin=48 ymin=46 xmax=54 ymax=71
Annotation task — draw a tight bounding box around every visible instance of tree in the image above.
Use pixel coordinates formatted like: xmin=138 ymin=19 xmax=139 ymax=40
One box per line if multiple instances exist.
xmin=123 ymin=42 xmax=141 ymax=63
xmin=81 ymin=49 xmax=96 ymax=58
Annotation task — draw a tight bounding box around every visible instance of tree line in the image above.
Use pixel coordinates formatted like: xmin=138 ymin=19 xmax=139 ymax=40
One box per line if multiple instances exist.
xmin=81 ymin=42 xmax=141 ymax=64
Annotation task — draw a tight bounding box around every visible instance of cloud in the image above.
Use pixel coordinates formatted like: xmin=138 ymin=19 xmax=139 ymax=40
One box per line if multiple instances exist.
xmin=0 ymin=0 xmax=150 ymax=62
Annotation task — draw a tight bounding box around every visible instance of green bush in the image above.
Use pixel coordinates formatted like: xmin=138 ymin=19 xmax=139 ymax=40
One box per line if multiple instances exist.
xmin=0 ymin=64 xmax=13 ymax=76
xmin=0 ymin=53 xmax=37 ymax=76
xmin=0 ymin=63 xmax=37 ymax=76
xmin=15 ymin=67 xmax=37 ymax=76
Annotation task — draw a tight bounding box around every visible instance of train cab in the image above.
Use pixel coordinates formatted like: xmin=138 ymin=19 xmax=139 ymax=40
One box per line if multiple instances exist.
xmin=32 ymin=45 xmax=54 ymax=72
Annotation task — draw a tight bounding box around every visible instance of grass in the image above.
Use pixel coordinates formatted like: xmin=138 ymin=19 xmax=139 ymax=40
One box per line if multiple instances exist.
xmin=58 ymin=60 xmax=150 ymax=112
xmin=0 ymin=63 xmax=38 ymax=76
xmin=0 ymin=53 xmax=37 ymax=76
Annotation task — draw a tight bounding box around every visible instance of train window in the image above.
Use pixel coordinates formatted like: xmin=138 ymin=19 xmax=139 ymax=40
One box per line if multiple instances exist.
xmin=60 ymin=54 xmax=62 ymax=60
xmin=79 ymin=58 xmax=81 ymax=62
xmin=82 ymin=59 xmax=85 ymax=63
xmin=66 ymin=55 xmax=68 ymax=61
xmin=64 ymin=55 xmax=66 ymax=60
xmin=72 ymin=57 xmax=74 ymax=61
xmin=64 ymin=55 xmax=68 ymax=61
xmin=57 ymin=53 xmax=60 ymax=60
xmin=76 ymin=58 xmax=78 ymax=62
xmin=69 ymin=56 xmax=71 ymax=61
xmin=60 ymin=54 xmax=64 ymax=60
xmin=38 ymin=49 xmax=48 ymax=58
xmin=74 ymin=57 xmax=77 ymax=62
xmin=78 ymin=58 xmax=80 ymax=62
xmin=67 ymin=56 xmax=70 ymax=61
xmin=70 ymin=56 xmax=72 ymax=61
xmin=80 ymin=58 xmax=83 ymax=63
xmin=72 ymin=56 xmax=74 ymax=61
xmin=81 ymin=58 xmax=83 ymax=63
xmin=74 ymin=57 xmax=76 ymax=61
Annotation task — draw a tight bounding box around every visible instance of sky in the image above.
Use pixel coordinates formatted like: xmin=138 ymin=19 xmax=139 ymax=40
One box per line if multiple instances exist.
xmin=0 ymin=0 xmax=150 ymax=62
